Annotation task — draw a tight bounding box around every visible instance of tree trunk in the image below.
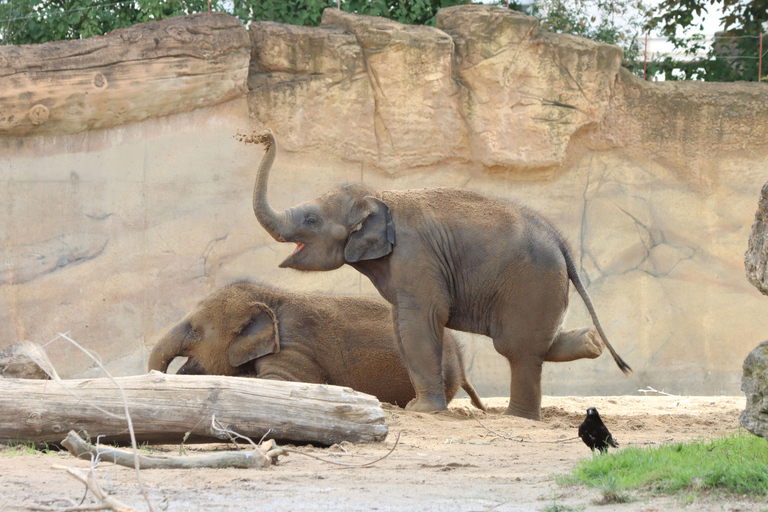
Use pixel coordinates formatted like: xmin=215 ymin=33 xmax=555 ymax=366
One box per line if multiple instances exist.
xmin=0 ymin=372 xmax=388 ymax=446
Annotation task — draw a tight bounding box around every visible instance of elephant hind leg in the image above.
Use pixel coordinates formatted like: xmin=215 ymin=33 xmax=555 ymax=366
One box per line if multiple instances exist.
xmin=545 ymin=326 xmax=603 ymax=362
xmin=503 ymin=354 xmax=544 ymax=420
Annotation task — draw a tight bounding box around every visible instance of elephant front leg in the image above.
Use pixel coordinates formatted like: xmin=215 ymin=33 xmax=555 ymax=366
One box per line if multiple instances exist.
xmin=392 ymin=299 xmax=449 ymax=413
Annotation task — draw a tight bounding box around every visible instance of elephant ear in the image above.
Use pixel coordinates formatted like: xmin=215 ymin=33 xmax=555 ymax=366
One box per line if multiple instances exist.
xmin=344 ymin=196 xmax=396 ymax=263
xmin=228 ymin=302 xmax=280 ymax=368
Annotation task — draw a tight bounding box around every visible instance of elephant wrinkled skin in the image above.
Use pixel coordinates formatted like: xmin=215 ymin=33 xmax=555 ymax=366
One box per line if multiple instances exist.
xmin=147 ymin=281 xmax=486 ymax=410
xmin=249 ymin=130 xmax=631 ymax=420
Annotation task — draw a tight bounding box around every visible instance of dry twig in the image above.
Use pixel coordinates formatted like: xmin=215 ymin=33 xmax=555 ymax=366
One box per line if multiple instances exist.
xmin=24 ymin=465 xmax=139 ymax=512
xmin=57 ymin=332 xmax=154 ymax=512
xmin=17 ymin=333 xmax=155 ymax=512
xmin=469 ymin=409 xmax=580 ymax=444
xmin=280 ymin=432 xmax=402 ymax=468
xmin=637 ymin=386 xmax=680 ymax=397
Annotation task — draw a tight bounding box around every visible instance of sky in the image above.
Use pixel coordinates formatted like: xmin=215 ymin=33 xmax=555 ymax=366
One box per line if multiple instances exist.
xmin=487 ymin=0 xmax=728 ymax=58
xmin=644 ymin=0 xmax=727 ymax=57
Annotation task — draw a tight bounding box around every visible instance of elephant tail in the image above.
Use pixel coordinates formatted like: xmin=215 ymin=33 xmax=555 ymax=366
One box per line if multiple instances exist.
xmin=461 ymin=379 xmax=487 ymax=411
xmin=560 ymin=240 xmax=633 ymax=376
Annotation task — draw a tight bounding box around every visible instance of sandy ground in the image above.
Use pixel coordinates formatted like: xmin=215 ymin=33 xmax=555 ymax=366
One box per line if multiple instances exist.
xmin=1 ymin=395 xmax=763 ymax=512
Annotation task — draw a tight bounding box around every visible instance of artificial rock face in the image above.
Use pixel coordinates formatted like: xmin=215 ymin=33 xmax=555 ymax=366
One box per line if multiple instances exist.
xmin=249 ymin=10 xmax=468 ymax=172
xmin=3 ymin=6 xmax=768 ymax=393
xmin=740 ymin=340 xmax=768 ymax=439
xmin=248 ymin=5 xmax=621 ymax=174
xmin=436 ymin=5 xmax=621 ymax=170
xmin=0 ymin=13 xmax=249 ymax=136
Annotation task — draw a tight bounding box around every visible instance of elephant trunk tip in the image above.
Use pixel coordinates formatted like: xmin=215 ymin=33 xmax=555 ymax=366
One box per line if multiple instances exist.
xmin=255 ymin=129 xmax=274 ymax=151
xmin=236 ymin=128 xmax=275 ymax=151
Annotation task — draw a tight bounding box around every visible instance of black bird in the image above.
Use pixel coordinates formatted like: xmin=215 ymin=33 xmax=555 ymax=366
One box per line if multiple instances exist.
xmin=578 ymin=407 xmax=619 ymax=453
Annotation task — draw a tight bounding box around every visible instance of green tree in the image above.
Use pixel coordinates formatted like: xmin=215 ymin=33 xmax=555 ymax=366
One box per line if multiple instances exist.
xmin=0 ymin=0 xmax=220 ymax=44
xmin=521 ymin=0 xmax=651 ymax=73
xmin=0 ymin=0 xmax=469 ymax=45
xmin=648 ymin=0 xmax=768 ymax=80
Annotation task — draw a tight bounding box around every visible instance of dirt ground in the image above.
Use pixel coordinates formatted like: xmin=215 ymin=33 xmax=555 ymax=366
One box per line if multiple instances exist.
xmin=1 ymin=395 xmax=763 ymax=512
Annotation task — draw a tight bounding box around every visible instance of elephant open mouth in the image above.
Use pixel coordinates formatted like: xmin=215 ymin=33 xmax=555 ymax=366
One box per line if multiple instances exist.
xmin=277 ymin=239 xmax=308 ymax=268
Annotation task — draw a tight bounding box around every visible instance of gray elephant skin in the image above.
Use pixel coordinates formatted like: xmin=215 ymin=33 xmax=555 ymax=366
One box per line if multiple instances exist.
xmin=147 ymin=281 xmax=486 ymax=410
xmin=250 ymin=130 xmax=631 ymax=420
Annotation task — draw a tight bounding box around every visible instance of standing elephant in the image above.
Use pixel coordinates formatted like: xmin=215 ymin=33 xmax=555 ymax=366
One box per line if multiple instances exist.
xmin=249 ymin=130 xmax=631 ymax=420
xmin=147 ymin=281 xmax=485 ymax=410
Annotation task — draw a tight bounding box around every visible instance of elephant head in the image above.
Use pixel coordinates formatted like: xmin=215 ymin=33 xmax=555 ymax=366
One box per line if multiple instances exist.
xmin=251 ymin=130 xmax=395 ymax=271
xmin=147 ymin=285 xmax=280 ymax=376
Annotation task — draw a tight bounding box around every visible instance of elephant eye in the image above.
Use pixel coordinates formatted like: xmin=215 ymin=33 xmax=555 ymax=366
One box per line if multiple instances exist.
xmin=303 ymin=214 xmax=321 ymax=229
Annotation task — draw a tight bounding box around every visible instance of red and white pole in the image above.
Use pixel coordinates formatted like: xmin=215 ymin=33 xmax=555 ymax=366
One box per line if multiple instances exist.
xmin=760 ymin=33 xmax=763 ymax=82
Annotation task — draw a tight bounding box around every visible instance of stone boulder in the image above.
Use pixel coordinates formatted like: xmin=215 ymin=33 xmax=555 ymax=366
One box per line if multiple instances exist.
xmin=745 ymin=182 xmax=768 ymax=295
xmin=740 ymin=340 xmax=768 ymax=439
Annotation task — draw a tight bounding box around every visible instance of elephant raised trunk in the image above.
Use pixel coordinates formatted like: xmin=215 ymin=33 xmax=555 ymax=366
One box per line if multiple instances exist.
xmin=252 ymin=129 xmax=288 ymax=242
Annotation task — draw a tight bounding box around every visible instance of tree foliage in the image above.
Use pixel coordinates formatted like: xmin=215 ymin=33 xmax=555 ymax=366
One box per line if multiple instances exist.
xmin=512 ymin=0 xmax=650 ymax=73
xmin=648 ymin=0 xmax=768 ymax=80
xmin=0 ymin=0 xmax=467 ymax=45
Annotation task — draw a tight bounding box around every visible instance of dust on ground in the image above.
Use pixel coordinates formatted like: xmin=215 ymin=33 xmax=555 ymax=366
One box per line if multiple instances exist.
xmin=1 ymin=395 xmax=761 ymax=512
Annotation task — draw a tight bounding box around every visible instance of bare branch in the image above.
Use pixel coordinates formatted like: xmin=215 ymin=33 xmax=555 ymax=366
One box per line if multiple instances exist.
xmin=469 ymin=409 xmax=580 ymax=444
xmin=281 ymin=431 xmax=402 ymax=468
xmin=62 ymin=431 xmax=273 ymax=470
xmin=637 ymin=386 xmax=680 ymax=397
xmin=56 ymin=333 xmax=154 ymax=512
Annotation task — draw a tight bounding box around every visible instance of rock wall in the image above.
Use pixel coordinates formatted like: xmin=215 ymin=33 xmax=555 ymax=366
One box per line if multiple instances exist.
xmin=0 ymin=13 xmax=249 ymax=136
xmin=1 ymin=6 xmax=768 ymax=397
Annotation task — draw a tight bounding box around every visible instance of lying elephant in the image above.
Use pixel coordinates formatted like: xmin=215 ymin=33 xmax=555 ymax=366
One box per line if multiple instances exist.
xmin=249 ymin=129 xmax=631 ymax=420
xmin=147 ymin=282 xmax=485 ymax=410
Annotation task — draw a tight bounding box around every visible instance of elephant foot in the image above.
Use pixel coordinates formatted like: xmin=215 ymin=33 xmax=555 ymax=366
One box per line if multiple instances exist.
xmin=581 ymin=327 xmax=604 ymax=359
xmin=504 ymin=403 xmax=541 ymax=421
xmin=545 ymin=326 xmax=603 ymax=362
xmin=405 ymin=395 xmax=448 ymax=413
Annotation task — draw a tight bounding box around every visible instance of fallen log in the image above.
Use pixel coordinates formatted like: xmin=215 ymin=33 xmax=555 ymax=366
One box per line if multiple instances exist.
xmin=0 ymin=371 xmax=388 ymax=446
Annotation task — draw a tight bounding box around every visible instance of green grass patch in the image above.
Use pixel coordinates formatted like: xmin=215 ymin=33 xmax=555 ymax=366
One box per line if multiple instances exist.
xmin=541 ymin=502 xmax=580 ymax=512
xmin=562 ymin=431 xmax=768 ymax=498
xmin=1 ymin=440 xmax=55 ymax=456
